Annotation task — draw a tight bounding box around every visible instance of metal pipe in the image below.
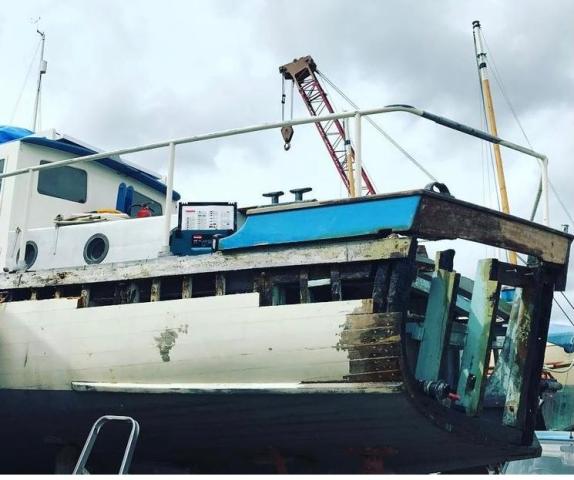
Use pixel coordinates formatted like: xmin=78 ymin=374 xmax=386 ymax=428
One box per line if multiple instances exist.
xmin=17 ymin=169 xmax=35 ymax=269
xmin=162 ymin=142 xmax=176 ymax=253
xmin=1 ymin=104 xmax=550 ymax=225
xmin=354 ymin=113 xmax=362 ymax=196
xmin=343 ymin=116 xmax=356 ymax=198
xmin=32 ymin=30 xmax=46 ymax=133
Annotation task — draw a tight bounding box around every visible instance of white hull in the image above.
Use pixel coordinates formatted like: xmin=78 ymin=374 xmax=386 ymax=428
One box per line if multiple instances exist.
xmin=0 ymin=293 xmax=370 ymax=390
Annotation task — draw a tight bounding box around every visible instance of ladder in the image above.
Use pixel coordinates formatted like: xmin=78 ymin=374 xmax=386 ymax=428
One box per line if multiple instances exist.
xmin=72 ymin=415 xmax=140 ymax=475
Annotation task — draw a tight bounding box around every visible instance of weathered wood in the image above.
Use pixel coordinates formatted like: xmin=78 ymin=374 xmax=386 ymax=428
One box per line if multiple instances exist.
xmin=30 ymin=289 xmax=37 ymax=300
xmin=345 ymin=312 xmax=401 ymax=330
xmin=0 ymin=237 xmax=414 ymax=290
xmin=415 ymin=251 xmax=460 ymax=382
xmin=182 ymin=276 xmax=193 ymax=299
xmin=299 ymin=270 xmax=309 ymax=304
xmin=215 ymin=274 xmax=226 ymax=296
xmin=150 ymin=279 xmax=161 ymax=302
xmin=498 ymin=286 xmax=538 ymax=428
xmin=77 ymin=287 xmax=90 ymax=308
xmin=330 ymin=267 xmax=342 ymax=301
xmin=456 ymin=259 xmax=500 ymax=416
xmin=412 ymin=194 xmax=572 ymax=266
xmin=372 ymin=263 xmax=390 ymax=313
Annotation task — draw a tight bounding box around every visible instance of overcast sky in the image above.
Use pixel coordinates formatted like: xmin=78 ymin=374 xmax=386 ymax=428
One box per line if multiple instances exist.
xmin=2 ymin=0 xmax=574 ymax=320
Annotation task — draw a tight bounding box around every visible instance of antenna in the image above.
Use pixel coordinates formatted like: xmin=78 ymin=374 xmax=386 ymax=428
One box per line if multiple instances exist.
xmin=31 ymin=18 xmax=47 ymax=132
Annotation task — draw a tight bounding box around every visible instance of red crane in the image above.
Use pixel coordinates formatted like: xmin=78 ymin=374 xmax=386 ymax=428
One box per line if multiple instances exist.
xmin=279 ymin=55 xmax=377 ymax=196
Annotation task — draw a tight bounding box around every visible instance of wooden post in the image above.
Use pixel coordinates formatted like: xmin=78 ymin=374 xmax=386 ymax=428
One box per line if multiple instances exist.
xmin=150 ymin=279 xmax=161 ymax=302
xmin=415 ymin=250 xmax=460 ymax=382
xmin=182 ymin=276 xmax=193 ymax=299
xmin=215 ymin=273 xmax=226 ymax=296
xmin=331 ymin=266 xmax=342 ymax=301
xmin=299 ymin=270 xmax=310 ymax=304
xmin=456 ymin=259 xmax=500 ymax=415
xmin=78 ymin=286 xmax=90 ymax=308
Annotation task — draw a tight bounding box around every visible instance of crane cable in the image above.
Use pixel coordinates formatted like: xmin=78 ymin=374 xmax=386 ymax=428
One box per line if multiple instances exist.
xmin=315 ymin=70 xmax=438 ymax=183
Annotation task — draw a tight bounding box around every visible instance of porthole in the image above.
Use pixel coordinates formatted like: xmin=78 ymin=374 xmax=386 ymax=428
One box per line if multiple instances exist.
xmin=83 ymin=234 xmax=109 ymax=265
xmin=16 ymin=241 xmax=38 ymax=269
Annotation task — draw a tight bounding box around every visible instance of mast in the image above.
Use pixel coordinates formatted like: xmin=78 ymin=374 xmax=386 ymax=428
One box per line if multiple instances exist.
xmin=473 ymin=20 xmax=517 ymax=265
xmin=32 ymin=28 xmax=47 ymax=132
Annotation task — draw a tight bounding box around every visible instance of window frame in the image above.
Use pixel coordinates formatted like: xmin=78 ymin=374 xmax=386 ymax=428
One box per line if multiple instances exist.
xmin=37 ymin=160 xmax=88 ymax=203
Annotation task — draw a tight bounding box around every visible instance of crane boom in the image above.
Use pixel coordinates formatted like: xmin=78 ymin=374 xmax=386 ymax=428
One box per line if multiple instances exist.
xmin=279 ymin=56 xmax=376 ymax=195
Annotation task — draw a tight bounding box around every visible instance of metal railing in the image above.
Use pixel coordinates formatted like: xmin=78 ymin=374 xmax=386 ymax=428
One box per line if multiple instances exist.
xmin=0 ymin=105 xmax=550 ymax=270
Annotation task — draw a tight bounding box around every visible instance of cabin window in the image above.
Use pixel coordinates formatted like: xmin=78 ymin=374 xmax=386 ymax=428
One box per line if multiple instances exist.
xmin=129 ymin=190 xmax=162 ymax=217
xmin=37 ymin=160 xmax=87 ymax=203
xmin=0 ymin=158 xmax=4 ymax=192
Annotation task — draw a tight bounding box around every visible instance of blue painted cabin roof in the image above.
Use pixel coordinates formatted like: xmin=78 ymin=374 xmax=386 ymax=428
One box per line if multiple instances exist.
xmin=0 ymin=125 xmax=180 ymax=201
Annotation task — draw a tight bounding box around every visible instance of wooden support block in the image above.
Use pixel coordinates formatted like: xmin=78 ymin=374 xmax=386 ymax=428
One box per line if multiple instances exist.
xmin=215 ymin=273 xmax=226 ymax=296
xmin=150 ymin=279 xmax=161 ymax=302
xmin=30 ymin=289 xmax=38 ymax=300
xmin=182 ymin=276 xmax=193 ymax=299
xmin=456 ymin=259 xmax=500 ymax=416
xmin=415 ymin=251 xmax=460 ymax=382
xmin=54 ymin=289 xmax=62 ymax=299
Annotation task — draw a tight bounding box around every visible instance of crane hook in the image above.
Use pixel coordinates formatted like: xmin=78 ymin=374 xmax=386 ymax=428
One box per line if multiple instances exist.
xmin=281 ymin=125 xmax=294 ymax=151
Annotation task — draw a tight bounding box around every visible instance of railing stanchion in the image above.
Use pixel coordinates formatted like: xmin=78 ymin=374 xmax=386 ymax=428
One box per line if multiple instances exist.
xmin=161 ymin=142 xmax=176 ymax=254
xmin=16 ymin=169 xmax=35 ymax=270
xmin=354 ymin=112 xmax=362 ymax=196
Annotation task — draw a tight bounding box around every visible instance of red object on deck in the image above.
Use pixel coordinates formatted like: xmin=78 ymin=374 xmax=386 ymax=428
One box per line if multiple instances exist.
xmin=136 ymin=205 xmax=153 ymax=218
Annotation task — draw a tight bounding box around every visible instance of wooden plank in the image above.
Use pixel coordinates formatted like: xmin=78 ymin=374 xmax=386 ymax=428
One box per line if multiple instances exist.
xmin=499 ymin=286 xmax=538 ymax=427
xmin=415 ymin=253 xmax=460 ymax=381
xmin=0 ymin=237 xmax=414 ymax=290
xmin=0 ymin=295 xmax=374 ymax=389
xmin=456 ymin=259 xmax=500 ymax=416
xmin=412 ymin=195 xmax=572 ymax=266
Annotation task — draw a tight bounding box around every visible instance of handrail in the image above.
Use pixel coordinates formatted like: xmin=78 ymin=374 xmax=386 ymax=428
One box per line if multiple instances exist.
xmin=1 ymin=104 xmax=550 ymax=269
xmin=72 ymin=415 xmax=140 ymax=474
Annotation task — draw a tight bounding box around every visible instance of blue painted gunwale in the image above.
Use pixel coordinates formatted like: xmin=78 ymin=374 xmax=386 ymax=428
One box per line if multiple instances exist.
xmin=220 ymin=194 xmax=421 ymax=250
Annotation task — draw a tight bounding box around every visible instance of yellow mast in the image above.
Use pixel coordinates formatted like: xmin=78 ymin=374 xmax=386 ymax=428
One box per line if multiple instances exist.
xmin=473 ymin=20 xmax=517 ymax=265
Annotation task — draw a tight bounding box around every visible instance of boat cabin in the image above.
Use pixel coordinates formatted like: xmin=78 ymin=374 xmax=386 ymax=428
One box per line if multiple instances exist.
xmin=0 ymin=126 xmax=179 ymax=271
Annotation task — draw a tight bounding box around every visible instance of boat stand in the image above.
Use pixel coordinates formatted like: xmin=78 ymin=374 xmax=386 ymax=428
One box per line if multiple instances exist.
xmin=72 ymin=415 xmax=140 ymax=475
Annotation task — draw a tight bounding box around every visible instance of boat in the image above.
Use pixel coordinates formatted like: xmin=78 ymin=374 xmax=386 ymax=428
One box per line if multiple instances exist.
xmin=0 ymin=112 xmax=572 ymax=473
xmin=0 ymin=22 xmax=573 ymax=473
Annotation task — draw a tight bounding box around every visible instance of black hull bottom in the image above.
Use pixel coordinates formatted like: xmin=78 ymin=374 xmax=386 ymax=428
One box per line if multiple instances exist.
xmin=0 ymin=389 xmax=537 ymax=474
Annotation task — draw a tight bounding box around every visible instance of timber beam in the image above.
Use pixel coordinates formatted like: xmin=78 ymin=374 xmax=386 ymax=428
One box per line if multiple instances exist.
xmin=0 ymin=237 xmax=413 ymax=290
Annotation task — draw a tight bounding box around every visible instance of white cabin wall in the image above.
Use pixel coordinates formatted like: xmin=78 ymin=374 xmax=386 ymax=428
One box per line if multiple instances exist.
xmin=0 ymin=140 xmax=178 ymax=270
xmin=0 ymin=142 xmax=23 ymax=269
xmin=12 ymin=143 xmax=176 ymax=230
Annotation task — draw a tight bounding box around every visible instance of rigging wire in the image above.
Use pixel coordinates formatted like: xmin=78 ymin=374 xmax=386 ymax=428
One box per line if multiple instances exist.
xmin=516 ymin=253 xmax=574 ymax=328
xmin=9 ymin=38 xmax=42 ymax=124
xmin=315 ymin=70 xmax=438 ymax=183
xmin=482 ymin=30 xmax=574 ymax=228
